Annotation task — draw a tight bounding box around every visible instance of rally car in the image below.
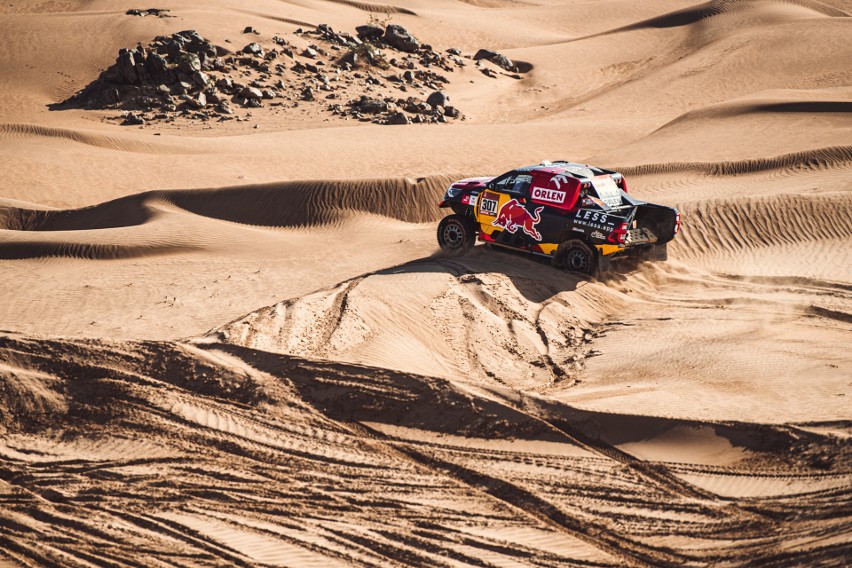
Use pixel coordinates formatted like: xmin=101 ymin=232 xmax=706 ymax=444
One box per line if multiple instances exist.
xmin=437 ymin=161 xmax=680 ymax=275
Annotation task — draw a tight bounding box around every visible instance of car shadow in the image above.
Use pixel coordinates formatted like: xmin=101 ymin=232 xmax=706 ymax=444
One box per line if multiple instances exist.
xmin=375 ymin=244 xmax=637 ymax=304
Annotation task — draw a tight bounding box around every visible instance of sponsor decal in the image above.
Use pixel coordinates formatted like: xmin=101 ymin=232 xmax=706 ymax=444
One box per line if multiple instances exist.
xmin=591 ymin=176 xmax=622 ymax=208
xmin=479 ymin=192 xmax=499 ymax=217
xmin=591 ymin=230 xmax=606 ymax=240
xmin=492 ymin=199 xmax=544 ymax=241
xmin=461 ymin=194 xmax=470 ymax=205
xmin=531 ymin=186 xmax=566 ymax=204
xmin=551 ymin=173 xmax=571 ymax=190
xmin=573 ymin=209 xmax=617 ymax=231
xmin=469 ymin=194 xmax=478 ymax=207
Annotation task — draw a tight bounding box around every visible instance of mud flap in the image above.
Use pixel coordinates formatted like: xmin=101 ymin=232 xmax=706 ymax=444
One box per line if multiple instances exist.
xmin=596 ymin=251 xmax=611 ymax=276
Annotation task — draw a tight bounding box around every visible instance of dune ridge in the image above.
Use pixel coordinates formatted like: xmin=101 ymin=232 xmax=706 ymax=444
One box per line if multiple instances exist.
xmin=0 ymin=123 xmax=194 ymax=154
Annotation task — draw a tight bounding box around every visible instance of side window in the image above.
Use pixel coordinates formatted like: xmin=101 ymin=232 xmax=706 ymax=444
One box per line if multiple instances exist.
xmin=492 ymin=174 xmax=517 ymax=193
xmin=491 ymin=173 xmax=532 ymax=196
xmin=511 ymin=175 xmax=532 ymax=196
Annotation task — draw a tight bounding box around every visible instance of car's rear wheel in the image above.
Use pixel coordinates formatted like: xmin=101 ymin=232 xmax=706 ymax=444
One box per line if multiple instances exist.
xmin=437 ymin=214 xmax=476 ymax=251
xmin=555 ymin=239 xmax=597 ymax=275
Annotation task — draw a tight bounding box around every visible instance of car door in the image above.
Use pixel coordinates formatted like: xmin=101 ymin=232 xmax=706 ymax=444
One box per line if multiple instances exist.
xmin=476 ymin=173 xmax=544 ymax=249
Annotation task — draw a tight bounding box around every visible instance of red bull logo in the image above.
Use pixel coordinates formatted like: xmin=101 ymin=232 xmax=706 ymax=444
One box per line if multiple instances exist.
xmin=492 ymin=199 xmax=544 ymax=241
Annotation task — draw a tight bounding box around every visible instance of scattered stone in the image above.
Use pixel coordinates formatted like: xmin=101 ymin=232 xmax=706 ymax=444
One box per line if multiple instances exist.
xmin=426 ymin=90 xmax=449 ymax=108
xmin=243 ymin=43 xmax=263 ymax=56
xmin=243 ymin=26 xmax=259 ymax=34
xmin=216 ymin=77 xmax=234 ymax=91
xmin=177 ymin=52 xmax=201 ymax=74
xmin=356 ymin=96 xmax=388 ymax=114
xmin=473 ymin=48 xmax=518 ymax=73
xmin=127 ymin=8 xmax=172 ymax=18
xmin=186 ymin=92 xmax=207 ymax=109
xmin=61 ymin=24 xmax=470 ymax=127
xmin=116 ymin=49 xmax=139 ymax=84
xmin=383 ymin=25 xmax=420 ymax=52
xmin=387 ymin=111 xmax=410 ymax=125
xmin=355 ymin=24 xmax=384 ymax=41
xmin=122 ymin=112 xmax=145 ymax=125
xmin=191 ymin=70 xmax=209 ymax=87
xmin=240 ymin=86 xmax=263 ymax=99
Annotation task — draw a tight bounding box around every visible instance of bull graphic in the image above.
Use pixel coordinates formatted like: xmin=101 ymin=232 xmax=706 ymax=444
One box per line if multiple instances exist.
xmin=492 ymin=199 xmax=544 ymax=241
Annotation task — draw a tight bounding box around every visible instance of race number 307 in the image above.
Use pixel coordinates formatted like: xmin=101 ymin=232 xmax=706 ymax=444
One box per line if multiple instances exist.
xmin=480 ymin=197 xmax=498 ymax=216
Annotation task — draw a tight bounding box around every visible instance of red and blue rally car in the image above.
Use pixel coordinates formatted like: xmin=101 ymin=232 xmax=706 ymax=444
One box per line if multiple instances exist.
xmin=437 ymin=161 xmax=680 ymax=274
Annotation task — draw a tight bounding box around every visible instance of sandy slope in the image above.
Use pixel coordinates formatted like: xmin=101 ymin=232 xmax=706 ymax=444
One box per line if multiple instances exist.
xmin=1 ymin=0 xmax=851 ymax=566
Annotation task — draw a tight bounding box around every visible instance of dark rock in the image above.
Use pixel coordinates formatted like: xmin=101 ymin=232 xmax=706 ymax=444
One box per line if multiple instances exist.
xmin=191 ymin=71 xmax=209 ymax=87
xmin=447 ymin=48 xmax=461 ymax=56
xmin=473 ymin=49 xmax=497 ymax=61
xmin=216 ymin=101 xmax=234 ymax=114
xmin=127 ymin=8 xmax=171 ymax=18
xmin=272 ymin=35 xmax=288 ymax=46
xmin=338 ymin=51 xmax=358 ymax=68
xmin=216 ymin=77 xmax=234 ymax=91
xmin=177 ymin=52 xmax=201 ymax=74
xmin=301 ymin=47 xmax=317 ymax=59
xmin=402 ymin=70 xmax=414 ymax=83
xmin=426 ymin=90 xmax=449 ymax=108
xmin=444 ymin=105 xmax=460 ymax=118
xmin=356 ymin=96 xmax=388 ymax=114
xmin=356 ymin=24 xmax=384 ymax=41
xmin=387 ymin=111 xmax=410 ymax=125
xmin=302 ymin=87 xmax=315 ymax=101
xmin=243 ymin=26 xmax=258 ymax=34
xmin=243 ymin=43 xmax=263 ymax=56
xmin=240 ymin=86 xmax=263 ymax=99
xmin=146 ymin=52 xmax=169 ymax=76
xmin=186 ymin=92 xmax=207 ymax=109
xmin=122 ymin=112 xmax=145 ymax=125
xmin=383 ymin=24 xmax=420 ymax=52
xmin=117 ymin=49 xmax=139 ymax=83
xmin=473 ymin=48 xmax=518 ymax=72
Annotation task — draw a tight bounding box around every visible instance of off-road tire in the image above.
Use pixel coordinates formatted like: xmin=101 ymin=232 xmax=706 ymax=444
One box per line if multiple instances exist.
xmin=437 ymin=214 xmax=476 ymax=252
xmin=555 ymin=239 xmax=598 ymax=275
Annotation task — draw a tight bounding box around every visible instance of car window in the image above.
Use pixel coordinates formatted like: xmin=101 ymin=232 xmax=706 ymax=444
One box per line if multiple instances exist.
xmin=491 ymin=174 xmax=516 ymax=193
xmin=511 ymin=175 xmax=532 ymax=195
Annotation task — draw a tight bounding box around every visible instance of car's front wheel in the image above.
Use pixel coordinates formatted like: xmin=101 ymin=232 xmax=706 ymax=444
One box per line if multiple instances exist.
xmin=555 ymin=239 xmax=598 ymax=275
xmin=437 ymin=214 xmax=476 ymax=252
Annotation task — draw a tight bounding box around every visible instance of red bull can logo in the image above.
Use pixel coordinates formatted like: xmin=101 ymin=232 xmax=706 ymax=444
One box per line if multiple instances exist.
xmin=492 ymin=199 xmax=544 ymax=241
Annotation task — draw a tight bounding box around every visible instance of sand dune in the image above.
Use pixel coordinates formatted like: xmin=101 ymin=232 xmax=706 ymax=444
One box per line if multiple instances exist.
xmin=1 ymin=332 xmax=848 ymax=566
xmin=1 ymin=0 xmax=850 ymax=565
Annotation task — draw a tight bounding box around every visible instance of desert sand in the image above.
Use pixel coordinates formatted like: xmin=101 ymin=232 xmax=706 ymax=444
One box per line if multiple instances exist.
xmin=1 ymin=0 xmax=850 ymax=566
